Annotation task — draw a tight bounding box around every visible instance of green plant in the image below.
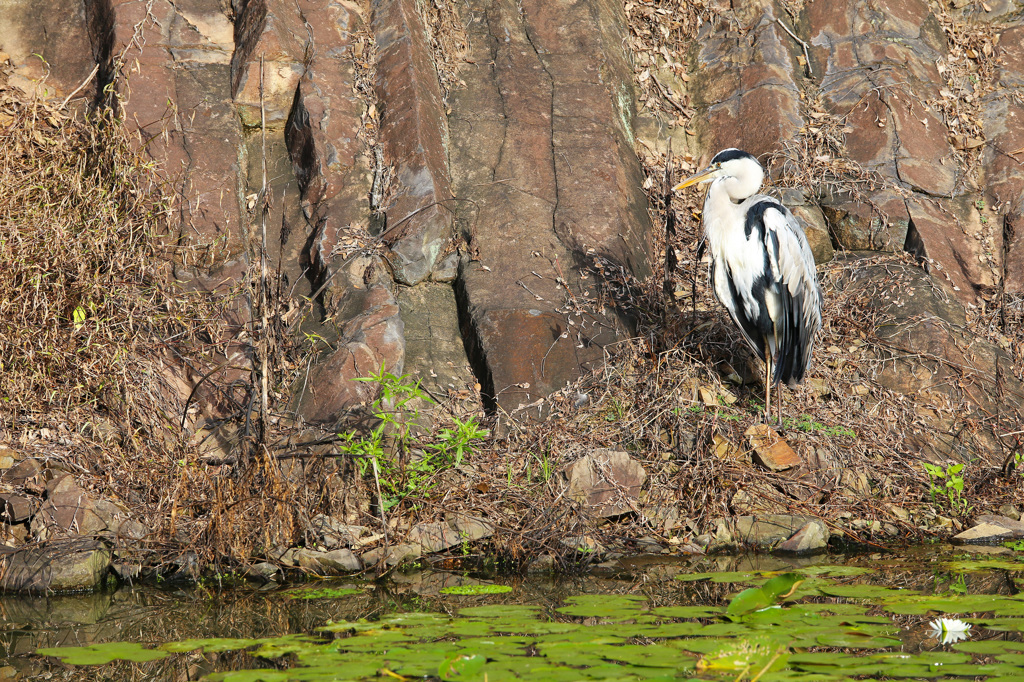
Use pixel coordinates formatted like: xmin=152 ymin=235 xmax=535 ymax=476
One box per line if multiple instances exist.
xmin=923 ymin=462 xmax=970 ymax=515
xmin=338 ymin=366 xmax=488 ymax=513
xmin=429 ymin=417 xmax=489 ymax=468
xmin=783 ymin=414 xmax=856 ymax=438
xmin=948 ymin=573 xmax=968 ymax=595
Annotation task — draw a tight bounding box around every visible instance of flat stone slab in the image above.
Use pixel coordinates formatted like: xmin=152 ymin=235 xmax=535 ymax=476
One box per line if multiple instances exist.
xmin=951 ymin=522 xmax=1016 ymax=545
xmin=732 ymin=515 xmax=830 ymax=549
xmin=745 ymin=424 xmax=802 ymax=471
xmin=565 ymin=449 xmax=647 ymax=518
xmin=0 ymin=539 xmax=111 ymax=594
xmin=973 ymin=514 xmax=1024 ymax=536
xmin=776 ymin=521 xmax=829 ymax=555
xmin=407 ymin=522 xmax=462 ymax=554
xmin=360 ymin=542 xmax=422 ymax=568
xmin=292 ymin=547 xmax=362 ymax=573
xmin=447 ymin=513 xmax=495 ymax=542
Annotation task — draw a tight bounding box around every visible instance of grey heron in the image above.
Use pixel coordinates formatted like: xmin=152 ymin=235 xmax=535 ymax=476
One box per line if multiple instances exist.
xmin=673 ymin=149 xmax=822 ymax=423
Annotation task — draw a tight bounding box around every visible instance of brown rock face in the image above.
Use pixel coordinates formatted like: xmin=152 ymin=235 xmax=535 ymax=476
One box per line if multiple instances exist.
xmin=985 ymin=44 xmax=1024 ymax=294
xmin=450 ymin=0 xmax=652 ymax=418
xmin=0 ymin=0 xmax=99 ymax=101
xmin=694 ymin=8 xmax=803 ymax=160
xmin=904 ymin=196 xmax=1000 ymax=298
xmin=810 ymin=0 xmax=955 ymax=197
xmin=110 ymin=0 xmax=245 ymax=258
xmin=372 ymin=0 xmax=454 ymax=286
xmin=820 ymin=190 xmax=910 ymax=252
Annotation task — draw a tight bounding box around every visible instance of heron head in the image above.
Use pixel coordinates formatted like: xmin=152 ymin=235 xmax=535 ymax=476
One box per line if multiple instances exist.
xmin=672 ymin=148 xmax=763 ymax=199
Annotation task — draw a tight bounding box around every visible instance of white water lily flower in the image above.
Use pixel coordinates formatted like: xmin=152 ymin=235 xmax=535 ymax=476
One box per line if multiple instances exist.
xmin=928 ymin=618 xmax=972 ymax=644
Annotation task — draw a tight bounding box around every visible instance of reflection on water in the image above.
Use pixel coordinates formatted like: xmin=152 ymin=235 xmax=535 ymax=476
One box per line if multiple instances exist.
xmin=3 ymin=549 xmax=1022 ymax=680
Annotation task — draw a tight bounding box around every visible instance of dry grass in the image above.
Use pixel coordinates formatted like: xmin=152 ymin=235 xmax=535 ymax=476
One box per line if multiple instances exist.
xmin=0 ymin=70 xmax=352 ymax=573
xmin=0 ymin=78 xmax=203 ymax=432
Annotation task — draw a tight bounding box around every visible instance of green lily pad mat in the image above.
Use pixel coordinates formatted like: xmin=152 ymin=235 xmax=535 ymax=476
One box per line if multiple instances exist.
xmin=33 ymin=553 xmax=1024 ymax=681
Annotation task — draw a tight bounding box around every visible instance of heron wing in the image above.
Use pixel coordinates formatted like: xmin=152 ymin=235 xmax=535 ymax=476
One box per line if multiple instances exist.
xmin=760 ymin=202 xmax=822 ymax=385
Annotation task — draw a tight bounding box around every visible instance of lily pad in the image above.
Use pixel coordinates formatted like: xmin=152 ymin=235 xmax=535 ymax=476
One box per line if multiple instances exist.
xmin=557 ymin=594 xmax=649 ymax=619
xmin=288 ymin=587 xmax=363 ymax=600
xmin=161 ymin=637 xmax=263 ymax=653
xmin=440 ymin=584 xmax=513 ymax=595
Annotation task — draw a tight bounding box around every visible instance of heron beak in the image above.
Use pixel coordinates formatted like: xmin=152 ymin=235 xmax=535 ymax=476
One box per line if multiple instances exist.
xmin=672 ymin=165 xmax=721 ymax=191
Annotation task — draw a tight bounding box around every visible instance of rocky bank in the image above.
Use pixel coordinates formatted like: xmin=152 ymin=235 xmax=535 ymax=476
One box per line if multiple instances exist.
xmin=0 ymin=0 xmax=1022 ymax=590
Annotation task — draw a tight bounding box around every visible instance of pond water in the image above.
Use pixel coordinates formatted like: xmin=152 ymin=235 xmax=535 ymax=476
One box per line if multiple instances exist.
xmin=4 ymin=547 xmax=1024 ymax=681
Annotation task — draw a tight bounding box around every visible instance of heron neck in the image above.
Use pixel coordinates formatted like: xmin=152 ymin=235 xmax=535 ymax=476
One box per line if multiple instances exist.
xmin=704 ymin=179 xmax=748 ymax=246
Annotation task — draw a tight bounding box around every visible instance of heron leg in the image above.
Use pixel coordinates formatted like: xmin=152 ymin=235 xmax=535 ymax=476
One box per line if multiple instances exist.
xmin=763 ymin=348 xmax=772 ymax=421
xmin=776 ymin=381 xmax=783 ymax=427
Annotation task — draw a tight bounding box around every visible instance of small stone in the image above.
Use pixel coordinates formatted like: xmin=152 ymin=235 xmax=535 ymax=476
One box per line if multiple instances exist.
xmin=45 ymin=473 xmax=81 ymax=496
xmin=561 ymin=535 xmax=603 ymax=554
xmin=431 ymin=252 xmax=459 ymax=283
xmin=527 ymin=554 xmax=556 ymax=573
xmin=777 ymin=521 xmax=829 ymax=555
xmin=745 ymin=424 xmax=802 ymax=471
xmin=0 ymin=494 xmax=37 ymax=523
xmin=644 ymin=503 xmax=682 ymax=532
xmin=245 ymin=562 xmax=282 ymax=581
xmin=887 ymin=505 xmax=910 ymax=522
xmin=565 ymin=449 xmax=647 ymax=518
xmin=2 ymin=459 xmax=41 ymax=486
xmin=712 ymin=433 xmax=743 ymax=461
xmin=633 ymin=536 xmax=664 ymax=553
xmin=0 ymin=445 xmax=15 ymax=470
xmin=803 ymin=377 xmax=830 ymax=397
xmin=112 ymin=562 xmax=142 ymax=581
xmin=309 ymin=515 xmax=367 ymax=549
xmin=731 ymin=489 xmax=755 ymax=514
xmin=293 ymin=547 xmax=363 ymax=574
xmin=734 ymin=515 xmax=829 ymax=549
xmin=408 ymin=522 xmax=462 ymax=554
xmin=322 ymin=549 xmax=362 ymax=572
xmin=0 ymin=539 xmax=111 ymax=593
xmin=115 ymin=519 xmax=150 ymax=541
xmin=360 ymin=543 xmax=422 ymax=568
xmin=952 ymin=523 xmax=1016 ymax=545
xmin=694 ymin=534 xmax=713 ymax=547
xmin=839 ymin=469 xmax=872 ymax=497
xmin=447 ymin=513 xmax=495 ymax=542
xmin=996 ymin=505 xmax=1022 ymax=522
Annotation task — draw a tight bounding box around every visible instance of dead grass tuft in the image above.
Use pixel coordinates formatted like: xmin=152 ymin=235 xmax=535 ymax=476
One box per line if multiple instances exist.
xmin=0 ymin=79 xmax=209 ymax=433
